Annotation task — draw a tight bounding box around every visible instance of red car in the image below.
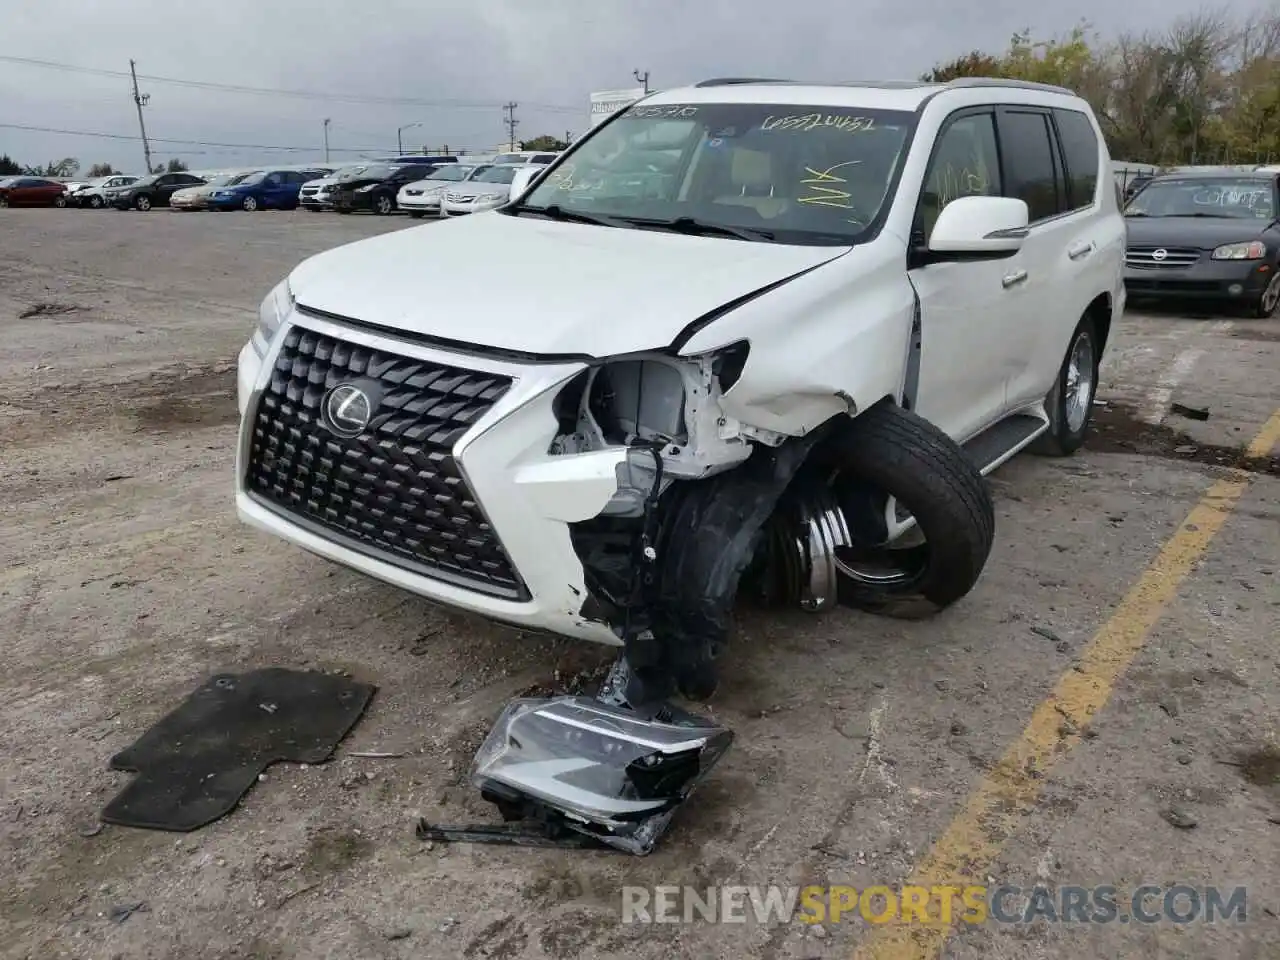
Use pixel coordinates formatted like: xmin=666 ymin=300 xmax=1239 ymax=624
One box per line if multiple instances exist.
xmin=0 ymin=177 xmax=68 ymax=207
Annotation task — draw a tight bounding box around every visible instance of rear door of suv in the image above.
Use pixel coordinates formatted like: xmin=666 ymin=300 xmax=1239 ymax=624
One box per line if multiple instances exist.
xmin=993 ymin=104 xmax=1114 ymax=409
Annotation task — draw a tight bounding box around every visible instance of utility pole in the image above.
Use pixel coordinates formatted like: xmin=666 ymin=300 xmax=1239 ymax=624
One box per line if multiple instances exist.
xmin=633 ymin=69 xmax=650 ymax=93
xmin=323 ymin=118 xmax=330 ymax=163
xmin=503 ymin=102 xmax=519 ymax=150
xmin=129 ymin=59 xmax=153 ymax=174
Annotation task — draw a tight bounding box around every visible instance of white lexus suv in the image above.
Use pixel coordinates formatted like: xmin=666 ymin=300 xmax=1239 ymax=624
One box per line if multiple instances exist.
xmin=235 ymin=77 xmax=1124 ymax=706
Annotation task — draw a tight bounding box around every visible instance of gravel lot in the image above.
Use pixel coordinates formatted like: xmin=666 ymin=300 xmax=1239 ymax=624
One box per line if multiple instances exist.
xmin=1 ymin=207 xmax=1277 ymax=960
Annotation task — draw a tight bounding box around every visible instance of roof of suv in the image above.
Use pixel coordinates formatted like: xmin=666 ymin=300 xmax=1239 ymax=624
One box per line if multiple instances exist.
xmin=643 ymin=77 xmax=1081 ymax=113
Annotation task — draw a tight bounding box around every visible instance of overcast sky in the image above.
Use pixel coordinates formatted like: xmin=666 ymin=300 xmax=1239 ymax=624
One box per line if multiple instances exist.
xmin=0 ymin=0 xmax=1249 ymax=173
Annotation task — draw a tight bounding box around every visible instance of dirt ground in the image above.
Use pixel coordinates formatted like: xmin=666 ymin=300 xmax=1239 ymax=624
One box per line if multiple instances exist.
xmin=1 ymin=207 xmax=1277 ymax=960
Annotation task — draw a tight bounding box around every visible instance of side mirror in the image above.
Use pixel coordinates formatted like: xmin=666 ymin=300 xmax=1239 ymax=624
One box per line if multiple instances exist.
xmin=508 ymin=166 xmax=540 ymax=202
xmin=927 ymin=196 xmax=1029 ymax=258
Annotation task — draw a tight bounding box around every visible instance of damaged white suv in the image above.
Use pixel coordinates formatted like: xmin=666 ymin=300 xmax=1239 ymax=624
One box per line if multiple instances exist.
xmin=236 ymin=77 xmax=1124 ymax=706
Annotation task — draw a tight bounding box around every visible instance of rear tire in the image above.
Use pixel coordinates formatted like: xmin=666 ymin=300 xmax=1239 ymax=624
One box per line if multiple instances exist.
xmin=1029 ymin=314 xmax=1100 ymax=457
xmin=815 ymin=404 xmax=996 ymax=619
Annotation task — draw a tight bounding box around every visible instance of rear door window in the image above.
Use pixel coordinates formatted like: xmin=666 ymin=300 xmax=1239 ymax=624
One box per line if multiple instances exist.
xmin=1052 ymin=109 xmax=1100 ymax=210
xmin=996 ymin=108 xmax=1066 ymax=222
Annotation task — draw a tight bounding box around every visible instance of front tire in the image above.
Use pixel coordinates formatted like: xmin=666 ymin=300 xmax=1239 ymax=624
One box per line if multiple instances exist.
xmin=242 ymin=195 xmax=258 ymax=211
xmin=374 ymin=194 xmax=394 ymax=215
xmin=54 ymin=195 xmax=67 ymax=208
xmin=134 ymin=194 xmax=152 ymax=211
xmin=814 ymin=404 xmax=996 ymax=619
xmin=1253 ymin=273 xmax=1280 ymax=318
xmin=1029 ymin=314 xmax=1100 ymax=457
xmin=88 ymin=195 xmax=103 ymax=208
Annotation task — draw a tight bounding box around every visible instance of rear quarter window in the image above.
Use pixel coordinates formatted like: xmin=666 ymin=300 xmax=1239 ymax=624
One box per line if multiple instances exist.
xmin=1053 ymin=109 xmax=1100 ymax=210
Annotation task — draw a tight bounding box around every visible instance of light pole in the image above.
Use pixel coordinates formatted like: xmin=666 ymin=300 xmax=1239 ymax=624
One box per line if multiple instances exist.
xmin=397 ymin=121 xmax=425 ymax=155
xmin=323 ymin=118 xmax=330 ymax=163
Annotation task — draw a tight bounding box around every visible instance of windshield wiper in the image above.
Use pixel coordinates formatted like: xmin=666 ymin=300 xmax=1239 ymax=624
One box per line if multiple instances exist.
xmin=510 ymin=203 xmax=629 ymax=228
xmin=621 ymin=216 xmax=775 ymax=242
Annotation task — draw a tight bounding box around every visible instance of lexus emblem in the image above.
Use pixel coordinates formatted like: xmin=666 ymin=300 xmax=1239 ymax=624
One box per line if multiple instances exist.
xmin=1152 ymin=248 xmax=1168 ymax=261
xmin=323 ymin=384 xmax=373 ymax=437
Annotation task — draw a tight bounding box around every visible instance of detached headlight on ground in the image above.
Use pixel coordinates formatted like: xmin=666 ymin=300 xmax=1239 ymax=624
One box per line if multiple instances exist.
xmin=1212 ymin=240 xmax=1266 ymax=260
xmin=253 ymin=278 xmax=292 ymax=356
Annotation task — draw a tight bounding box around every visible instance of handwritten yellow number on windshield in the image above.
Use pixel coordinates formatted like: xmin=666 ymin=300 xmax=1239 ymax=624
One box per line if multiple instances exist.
xmin=797 ymin=161 xmax=862 ymax=209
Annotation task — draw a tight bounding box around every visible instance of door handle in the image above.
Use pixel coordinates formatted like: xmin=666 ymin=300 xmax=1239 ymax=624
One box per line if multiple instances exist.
xmin=1002 ymin=269 xmax=1028 ymax=289
xmin=1068 ymin=241 xmax=1095 ymax=260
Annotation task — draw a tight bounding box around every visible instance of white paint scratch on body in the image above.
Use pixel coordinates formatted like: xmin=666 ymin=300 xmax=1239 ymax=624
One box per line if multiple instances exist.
xmin=1142 ymin=348 xmax=1204 ymax=425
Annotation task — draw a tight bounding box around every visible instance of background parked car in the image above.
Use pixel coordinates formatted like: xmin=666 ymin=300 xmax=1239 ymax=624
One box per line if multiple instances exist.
xmin=396 ymin=163 xmax=490 ymax=218
xmin=491 ymin=150 xmax=561 ymax=165
xmin=171 ymin=171 xmax=256 ymax=210
xmin=298 ymin=164 xmax=372 ymax=211
xmin=206 ymin=169 xmax=329 ymax=211
xmin=439 ymin=163 xmax=535 ymax=216
xmin=111 ymin=172 xmax=208 ymax=210
xmin=0 ymin=177 xmax=69 ymax=208
xmin=68 ymin=175 xmax=139 ymax=208
xmin=332 ymin=163 xmax=436 ymax=215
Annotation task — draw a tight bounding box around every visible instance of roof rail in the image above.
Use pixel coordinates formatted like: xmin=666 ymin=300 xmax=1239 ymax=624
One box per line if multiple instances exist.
xmin=943 ymin=77 xmax=1076 ymax=96
xmin=694 ymin=77 xmax=792 ymax=87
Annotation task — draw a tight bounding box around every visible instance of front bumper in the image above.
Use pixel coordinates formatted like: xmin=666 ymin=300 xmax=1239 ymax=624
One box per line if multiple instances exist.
xmin=333 ymin=191 xmax=377 ymax=211
xmin=235 ymin=313 xmax=626 ymax=646
xmin=397 ymin=192 xmax=443 ymax=214
xmin=1124 ymin=258 xmax=1274 ymax=301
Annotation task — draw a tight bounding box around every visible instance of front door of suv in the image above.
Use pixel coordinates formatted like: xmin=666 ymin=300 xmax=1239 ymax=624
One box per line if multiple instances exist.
xmin=908 ymin=108 xmax=1032 ymax=441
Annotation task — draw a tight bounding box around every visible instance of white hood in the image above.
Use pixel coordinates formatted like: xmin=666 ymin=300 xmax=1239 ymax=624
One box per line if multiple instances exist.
xmin=288 ymin=212 xmax=847 ymax=357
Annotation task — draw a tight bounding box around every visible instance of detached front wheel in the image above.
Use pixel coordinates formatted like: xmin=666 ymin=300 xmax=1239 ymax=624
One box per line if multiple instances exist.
xmin=803 ymin=403 xmax=996 ymax=619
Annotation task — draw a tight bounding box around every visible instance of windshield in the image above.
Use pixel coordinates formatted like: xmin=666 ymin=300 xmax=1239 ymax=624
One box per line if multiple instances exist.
xmin=427 ymin=165 xmax=473 ymax=181
xmin=204 ymin=173 xmax=242 ymax=187
xmin=227 ymin=171 xmax=258 ymax=185
xmin=238 ymin=172 xmax=270 ymax=185
xmin=1125 ymin=178 xmax=1276 ymax=220
xmin=351 ymin=164 xmax=397 ymax=180
xmin=331 ymin=165 xmax=369 ymax=179
xmin=518 ymin=102 xmax=914 ymax=243
xmin=475 ymin=166 xmax=519 ymax=185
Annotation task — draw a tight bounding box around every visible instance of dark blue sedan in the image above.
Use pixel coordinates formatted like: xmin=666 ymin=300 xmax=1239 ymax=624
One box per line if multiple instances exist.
xmin=206 ymin=168 xmax=331 ymax=211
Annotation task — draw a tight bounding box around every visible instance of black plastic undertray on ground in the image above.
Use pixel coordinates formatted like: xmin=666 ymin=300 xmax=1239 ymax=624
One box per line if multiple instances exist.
xmin=101 ymin=668 xmax=376 ymax=832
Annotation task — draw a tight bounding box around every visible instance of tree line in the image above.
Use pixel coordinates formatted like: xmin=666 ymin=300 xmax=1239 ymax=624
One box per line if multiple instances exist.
xmin=923 ymin=5 xmax=1280 ymax=166
xmin=0 ymin=156 xmax=189 ymax=178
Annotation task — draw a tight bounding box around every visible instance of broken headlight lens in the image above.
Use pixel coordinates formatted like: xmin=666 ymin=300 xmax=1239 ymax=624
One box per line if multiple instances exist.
xmin=253 ymin=278 xmax=292 ymax=356
xmin=471 ymin=696 xmax=734 ymax=847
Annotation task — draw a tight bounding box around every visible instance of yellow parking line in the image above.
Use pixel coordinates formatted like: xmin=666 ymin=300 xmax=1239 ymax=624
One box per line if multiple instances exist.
xmin=853 ymin=409 xmax=1280 ymax=960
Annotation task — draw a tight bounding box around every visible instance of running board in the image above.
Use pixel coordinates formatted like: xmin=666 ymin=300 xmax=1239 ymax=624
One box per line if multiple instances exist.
xmin=962 ymin=412 xmax=1050 ymax=475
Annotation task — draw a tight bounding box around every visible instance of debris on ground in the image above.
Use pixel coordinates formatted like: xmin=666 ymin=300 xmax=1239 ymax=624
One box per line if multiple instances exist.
xmin=107 ymin=902 xmax=149 ymax=924
xmin=1161 ymin=806 xmax=1198 ymax=829
xmin=1170 ymin=402 xmax=1210 ymax=421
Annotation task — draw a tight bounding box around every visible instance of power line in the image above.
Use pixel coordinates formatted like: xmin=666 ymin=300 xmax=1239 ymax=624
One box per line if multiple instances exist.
xmin=0 ymin=121 xmax=394 ymax=154
xmin=0 ymin=54 xmax=584 ymax=115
